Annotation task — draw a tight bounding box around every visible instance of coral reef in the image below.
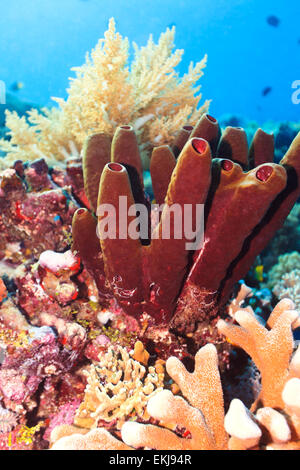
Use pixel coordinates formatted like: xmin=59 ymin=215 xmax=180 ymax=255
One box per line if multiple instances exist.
xmin=73 ymin=115 xmax=300 ymax=349
xmin=0 ymin=34 xmax=299 ymax=450
xmin=50 ymin=299 xmax=300 ymax=450
xmin=0 ymin=19 xmax=209 ymax=168
xmin=1 ymin=158 xmax=299 ymax=451
xmin=0 ymin=162 xmax=78 ymax=266
xmin=43 ymin=399 xmax=81 ymax=442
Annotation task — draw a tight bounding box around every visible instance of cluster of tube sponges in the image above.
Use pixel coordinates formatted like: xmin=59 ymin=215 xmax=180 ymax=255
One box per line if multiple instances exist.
xmin=72 ymin=114 xmax=300 ymax=332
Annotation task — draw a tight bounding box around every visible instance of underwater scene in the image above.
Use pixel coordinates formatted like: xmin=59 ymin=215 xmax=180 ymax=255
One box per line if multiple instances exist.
xmin=0 ymin=0 xmax=300 ymax=452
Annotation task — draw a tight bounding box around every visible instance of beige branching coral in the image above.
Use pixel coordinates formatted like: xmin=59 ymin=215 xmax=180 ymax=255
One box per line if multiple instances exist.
xmin=0 ymin=18 xmax=209 ymax=168
xmin=121 ymin=344 xmax=228 ymax=450
xmin=74 ymin=345 xmax=164 ymax=430
xmin=219 ymin=300 xmax=300 ymax=450
xmin=121 ymin=299 xmax=300 ymax=451
xmin=218 ymin=298 xmax=300 ymax=409
xmin=227 ymin=283 xmax=253 ymax=318
xmin=51 ymin=427 xmax=131 ymax=450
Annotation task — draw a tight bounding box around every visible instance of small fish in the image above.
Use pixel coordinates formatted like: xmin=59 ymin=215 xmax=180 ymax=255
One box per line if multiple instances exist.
xmin=267 ymin=15 xmax=280 ymax=28
xmin=167 ymin=22 xmax=176 ymax=29
xmin=254 ymin=265 xmax=264 ymax=282
xmin=262 ymin=86 xmax=272 ymax=97
xmin=10 ymin=81 xmax=24 ymax=92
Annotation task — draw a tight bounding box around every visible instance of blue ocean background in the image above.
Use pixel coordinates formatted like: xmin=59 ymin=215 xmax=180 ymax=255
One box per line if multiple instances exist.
xmin=0 ymin=0 xmax=299 ymax=123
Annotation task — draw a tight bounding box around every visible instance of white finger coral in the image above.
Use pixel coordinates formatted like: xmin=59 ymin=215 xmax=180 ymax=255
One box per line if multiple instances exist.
xmin=224 ymin=399 xmax=261 ymax=450
xmin=256 ymin=407 xmax=291 ymax=445
xmin=0 ymin=18 xmax=209 ymax=168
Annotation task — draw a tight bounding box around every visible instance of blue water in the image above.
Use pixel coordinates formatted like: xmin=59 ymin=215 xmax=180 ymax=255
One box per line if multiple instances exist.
xmin=0 ymin=0 xmax=299 ymax=123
